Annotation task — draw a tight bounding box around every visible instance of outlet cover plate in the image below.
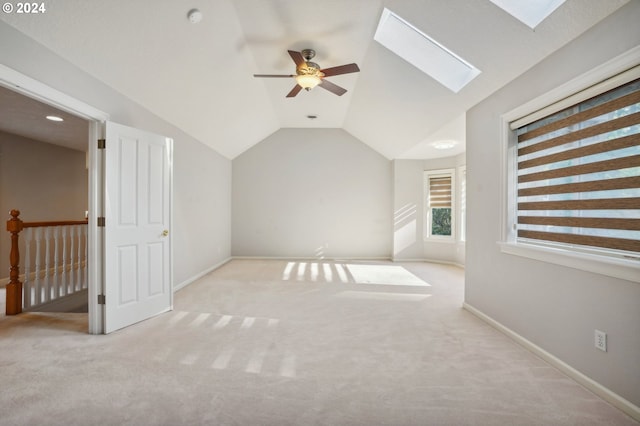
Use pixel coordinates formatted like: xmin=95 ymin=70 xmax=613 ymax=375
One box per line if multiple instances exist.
xmin=595 ymin=329 xmax=607 ymax=352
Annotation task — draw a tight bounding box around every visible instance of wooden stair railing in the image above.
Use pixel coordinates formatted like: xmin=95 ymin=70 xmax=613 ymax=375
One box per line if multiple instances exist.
xmin=5 ymin=210 xmax=88 ymax=315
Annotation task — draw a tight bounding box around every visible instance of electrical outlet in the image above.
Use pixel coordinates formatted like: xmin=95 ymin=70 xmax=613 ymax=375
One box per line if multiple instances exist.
xmin=595 ymin=330 xmax=607 ymax=352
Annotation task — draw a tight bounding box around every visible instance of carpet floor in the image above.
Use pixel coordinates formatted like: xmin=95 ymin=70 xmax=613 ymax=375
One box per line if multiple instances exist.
xmin=0 ymin=259 xmax=636 ymax=425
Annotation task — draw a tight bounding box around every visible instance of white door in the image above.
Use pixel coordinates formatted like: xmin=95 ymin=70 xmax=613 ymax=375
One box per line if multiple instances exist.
xmin=103 ymin=122 xmax=173 ymax=333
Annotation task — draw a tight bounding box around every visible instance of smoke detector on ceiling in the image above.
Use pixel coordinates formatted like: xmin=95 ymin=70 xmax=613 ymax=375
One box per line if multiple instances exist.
xmin=187 ymin=9 xmax=203 ymax=24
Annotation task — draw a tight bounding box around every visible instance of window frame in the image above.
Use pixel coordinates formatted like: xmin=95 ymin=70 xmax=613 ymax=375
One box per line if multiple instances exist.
xmin=498 ymin=46 xmax=640 ymax=283
xmin=459 ymin=165 xmax=467 ymax=242
xmin=424 ymin=168 xmax=456 ymax=242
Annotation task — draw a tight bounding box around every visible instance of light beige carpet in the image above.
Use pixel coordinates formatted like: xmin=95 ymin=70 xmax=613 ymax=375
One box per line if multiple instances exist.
xmin=0 ymin=259 xmax=636 ymax=425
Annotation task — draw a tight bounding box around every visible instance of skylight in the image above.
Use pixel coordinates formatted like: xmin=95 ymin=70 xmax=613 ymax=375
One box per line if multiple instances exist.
xmin=374 ymin=8 xmax=480 ymax=93
xmin=489 ymin=0 xmax=566 ymax=29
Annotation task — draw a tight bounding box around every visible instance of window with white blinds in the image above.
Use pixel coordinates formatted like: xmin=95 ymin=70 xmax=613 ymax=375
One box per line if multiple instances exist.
xmin=514 ymin=77 xmax=640 ymax=255
xmin=460 ymin=167 xmax=466 ymax=242
xmin=425 ymin=170 xmax=455 ymax=239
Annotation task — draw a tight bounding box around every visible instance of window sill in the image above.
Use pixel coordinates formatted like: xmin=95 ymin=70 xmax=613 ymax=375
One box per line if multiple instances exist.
xmin=498 ymin=242 xmax=640 ymax=283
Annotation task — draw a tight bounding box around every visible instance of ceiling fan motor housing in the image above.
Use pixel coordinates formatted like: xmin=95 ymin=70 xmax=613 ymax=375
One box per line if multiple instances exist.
xmin=301 ymin=49 xmax=316 ymax=61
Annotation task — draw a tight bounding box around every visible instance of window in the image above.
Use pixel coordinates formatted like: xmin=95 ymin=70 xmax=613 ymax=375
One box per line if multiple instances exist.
xmin=425 ymin=169 xmax=455 ymax=240
xmin=513 ymin=77 xmax=640 ymax=257
xmin=460 ymin=166 xmax=467 ymax=242
xmin=374 ymin=8 xmax=480 ymax=93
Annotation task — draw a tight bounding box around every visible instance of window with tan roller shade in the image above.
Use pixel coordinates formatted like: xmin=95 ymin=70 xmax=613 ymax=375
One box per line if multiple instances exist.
xmin=515 ymin=78 xmax=640 ymax=254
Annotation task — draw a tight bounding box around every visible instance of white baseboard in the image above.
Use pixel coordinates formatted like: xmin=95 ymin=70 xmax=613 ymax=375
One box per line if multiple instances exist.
xmin=463 ymin=302 xmax=640 ymax=422
xmin=391 ymin=257 xmax=426 ymax=262
xmin=173 ymin=257 xmax=232 ymax=292
xmin=392 ymin=257 xmax=465 ymax=269
xmin=422 ymin=257 xmax=465 ymax=269
xmin=230 ymin=256 xmax=465 ymax=269
xmin=231 ymin=256 xmax=392 ymax=261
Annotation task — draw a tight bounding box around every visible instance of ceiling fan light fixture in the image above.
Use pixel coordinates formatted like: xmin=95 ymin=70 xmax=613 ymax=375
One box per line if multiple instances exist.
xmin=295 ymin=74 xmax=322 ymax=90
xmin=254 ymin=49 xmax=359 ymax=97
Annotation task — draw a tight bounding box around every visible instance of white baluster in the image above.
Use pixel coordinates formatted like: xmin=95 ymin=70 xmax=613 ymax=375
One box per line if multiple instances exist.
xmin=44 ymin=227 xmax=52 ymax=302
xmin=18 ymin=223 xmax=90 ymax=309
xmin=69 ymin=225 xmax=76 ymax=293
xmin=61 ymin=225 xmax=68 ymax=295
xmin=34 ymin=227 xmax=42 ymax=305
xmin=23 ymin=228 xmax=32 ymax=310
xmin=80 ymin=225 xmax=88 ymax=289
xmin=52 ymin=226 xmax=61 ymax=298
xmin=76 ymin=225 xmax=82 ymax=292
xmin=71 ymin=225 xmax=77 ymax=292
xmin=56 ymin=227 xmax=62 ymax=299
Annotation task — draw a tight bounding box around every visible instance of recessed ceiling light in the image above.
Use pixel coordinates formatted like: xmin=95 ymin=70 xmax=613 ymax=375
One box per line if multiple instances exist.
xmin=432 ymin=140 xmax=458 ymax=150
xmin=374 ymin=8 xmax=481 ymax=93
xmin=489 ymin=0 xmax=566 ymax=29
xmin=46 ymin=115 xmax=64 ymax=122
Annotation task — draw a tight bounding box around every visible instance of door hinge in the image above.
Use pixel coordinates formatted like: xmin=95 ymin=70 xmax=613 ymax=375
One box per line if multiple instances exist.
xmin=97 ymin=217 xmax=106 ymax=227
xmin=98 ymin=294 xmax=106 ymax=305
xmin=98 ymin=138 xmax=106 ymax=149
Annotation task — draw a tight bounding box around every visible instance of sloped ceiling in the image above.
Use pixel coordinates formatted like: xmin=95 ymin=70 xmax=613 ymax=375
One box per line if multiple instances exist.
xmin=0 ymin=0 xmax=629 ymax=159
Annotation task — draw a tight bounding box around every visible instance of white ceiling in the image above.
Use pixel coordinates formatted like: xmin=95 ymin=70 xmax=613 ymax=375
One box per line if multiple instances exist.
xmin=0 ymin=0 xmax=629 ymax=159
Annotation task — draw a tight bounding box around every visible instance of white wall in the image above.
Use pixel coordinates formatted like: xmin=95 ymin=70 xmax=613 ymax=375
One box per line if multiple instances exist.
xmin=392 ymin=154 xmax=465 ymax=265
xmin=173 ymin=137 xmax=232 ymax=287
xmin=465 ymin=1 xmax=640 ymax=407
xmin=0 ymin=21 xmax=232 ymax=288
xmin=392 ymin=160 xmax=424 ymax=260
xmin=232 ymin=128 xmax=391 ymax=258
xmin=0 ymin=131 xmax=88 ymax=278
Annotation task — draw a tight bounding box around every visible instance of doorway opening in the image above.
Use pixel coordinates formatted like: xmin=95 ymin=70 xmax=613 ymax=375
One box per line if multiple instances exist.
xmin=0 ymin=64 xmax=108 ymax=334
xmin=0 ymin=86 xmax=90 ymax=307
xmin=1 ymin=64 xmax=175 ymax=335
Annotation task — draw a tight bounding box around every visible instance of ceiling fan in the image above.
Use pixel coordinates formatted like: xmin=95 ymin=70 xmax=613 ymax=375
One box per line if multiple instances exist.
xmin=253 ymin=49 xmax=360 ymax=97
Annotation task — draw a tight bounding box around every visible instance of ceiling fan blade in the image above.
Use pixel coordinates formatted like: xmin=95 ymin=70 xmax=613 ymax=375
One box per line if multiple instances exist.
xmin=318 ymin=79 xmax=347 ymax=96
xmin=288 ymin=50 xmax=306 ymax=67
xmin=321 ymin=63 xmax=360 ymax=77
xmin=254 ymin=74 xmax=295 ymax=78
xmin=286 ymin=84 xmax=303 ymax=98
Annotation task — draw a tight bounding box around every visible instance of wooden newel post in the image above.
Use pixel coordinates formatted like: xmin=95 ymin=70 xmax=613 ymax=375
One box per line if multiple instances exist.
xmin=6 ymin=209 xmax=24 ymax=315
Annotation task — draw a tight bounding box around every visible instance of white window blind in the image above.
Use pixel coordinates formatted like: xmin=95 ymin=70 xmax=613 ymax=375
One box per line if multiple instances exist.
xmin=429 ymin=176 xmax=452 ymax=208
xmin=514 ymin=77 xmax=640 ymax=254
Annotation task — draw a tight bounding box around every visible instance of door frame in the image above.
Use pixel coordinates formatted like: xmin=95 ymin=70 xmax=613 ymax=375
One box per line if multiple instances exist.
xmin=0 ymin=64 xmax=109 ymax=334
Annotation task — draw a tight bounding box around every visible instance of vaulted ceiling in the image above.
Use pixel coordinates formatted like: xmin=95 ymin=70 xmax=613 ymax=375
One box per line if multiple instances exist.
xmin=0 ymin=0 xmax=629 ymax=159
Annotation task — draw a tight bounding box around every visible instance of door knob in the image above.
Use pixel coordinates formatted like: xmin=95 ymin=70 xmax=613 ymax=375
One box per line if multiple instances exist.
xmin=162 ymin=229 xmax=169 ymax=237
